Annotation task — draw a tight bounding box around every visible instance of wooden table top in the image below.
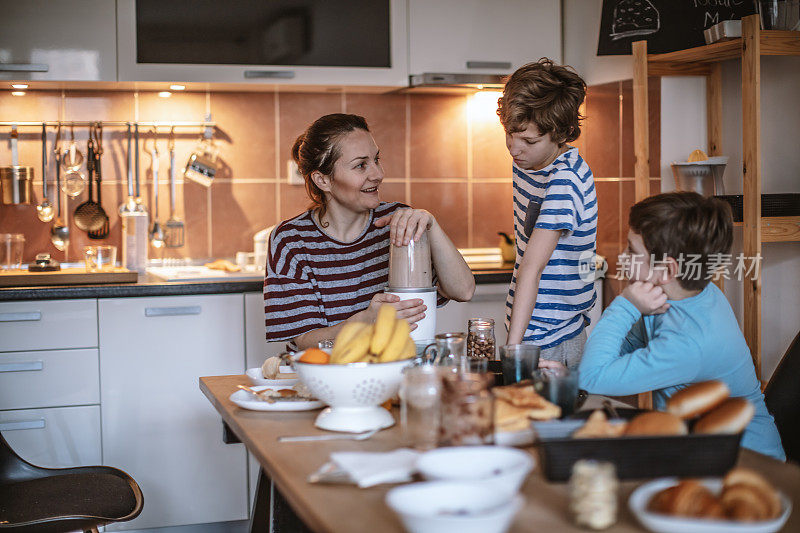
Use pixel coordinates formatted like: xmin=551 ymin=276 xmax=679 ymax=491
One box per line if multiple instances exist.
xmin=200 ymin=374 xmax=799 ymax=533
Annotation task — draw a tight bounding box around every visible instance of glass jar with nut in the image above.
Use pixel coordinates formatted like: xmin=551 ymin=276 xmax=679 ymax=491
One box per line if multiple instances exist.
xmin=467 ymin=318 xmax=496 ymax=360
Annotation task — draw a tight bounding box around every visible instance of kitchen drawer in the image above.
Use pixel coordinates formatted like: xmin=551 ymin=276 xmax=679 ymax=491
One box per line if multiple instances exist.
xmin=0 ymin=299 xmax=97 ymax=352
xmin=0 ymin=405 xmax=102 ymax=468
xmin=0 ymin=349 xmax=99 ymax=410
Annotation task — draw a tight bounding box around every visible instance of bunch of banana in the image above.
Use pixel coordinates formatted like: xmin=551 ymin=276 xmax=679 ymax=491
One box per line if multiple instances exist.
xmin=329 ymin=304 xmax=416 ymax=364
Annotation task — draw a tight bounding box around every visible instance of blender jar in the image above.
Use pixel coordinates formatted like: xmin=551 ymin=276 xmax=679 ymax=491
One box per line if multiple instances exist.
xmin=388 ymin=230 xmax=432 ymax=288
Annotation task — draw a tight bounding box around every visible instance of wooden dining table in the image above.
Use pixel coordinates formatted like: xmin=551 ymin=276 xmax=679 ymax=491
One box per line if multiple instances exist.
xmin=200 ymin=374 xmax=799 ymax=533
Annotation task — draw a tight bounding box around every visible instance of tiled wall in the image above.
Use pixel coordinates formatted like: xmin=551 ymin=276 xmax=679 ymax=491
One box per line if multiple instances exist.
xmin=0 ymin=80 xmax=659 ymax=267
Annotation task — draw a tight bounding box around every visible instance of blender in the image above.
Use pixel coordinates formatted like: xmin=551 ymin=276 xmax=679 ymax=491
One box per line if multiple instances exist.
xmin=385 ymin=231 xmax=437 ymax=343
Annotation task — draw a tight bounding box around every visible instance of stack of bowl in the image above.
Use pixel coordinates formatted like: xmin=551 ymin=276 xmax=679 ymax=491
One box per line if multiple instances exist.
xmin=386 ymin=446 xmax=533 ymax=533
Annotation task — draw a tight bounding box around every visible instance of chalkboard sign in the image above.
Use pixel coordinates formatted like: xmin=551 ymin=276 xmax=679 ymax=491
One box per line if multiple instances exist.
xmin=597 ymin=0 xmax=757 ymax=55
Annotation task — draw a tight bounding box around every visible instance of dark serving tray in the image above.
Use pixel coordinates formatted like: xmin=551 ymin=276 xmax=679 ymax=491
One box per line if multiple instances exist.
xmin=715 ymin=193 xmax=800 ymax=222
xmin=537 ymin=432 xmax=742 ymax=481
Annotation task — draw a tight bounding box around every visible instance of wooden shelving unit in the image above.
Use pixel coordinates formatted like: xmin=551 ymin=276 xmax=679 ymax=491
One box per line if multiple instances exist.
xmin=632 ymin=15 xmax=800 ymax=396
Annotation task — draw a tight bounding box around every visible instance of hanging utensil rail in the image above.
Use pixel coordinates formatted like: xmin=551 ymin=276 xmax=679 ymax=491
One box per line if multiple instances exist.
xmin=0 ymin=121 xmax=215 ymax=129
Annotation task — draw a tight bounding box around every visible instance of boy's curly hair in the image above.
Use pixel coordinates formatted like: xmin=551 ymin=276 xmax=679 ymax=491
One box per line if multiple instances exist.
xmin=629 ymin=192 xmax=734 ymax=291
xmin=497 ymin=58 xmax=586 ymax=144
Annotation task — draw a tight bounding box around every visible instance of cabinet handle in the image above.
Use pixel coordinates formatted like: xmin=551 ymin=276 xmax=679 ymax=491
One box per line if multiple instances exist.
xmin=145 ymin=305 xmax=202 ymax=317
xmin=244 ymin=70 xmax=295 ymax=79
xmin=0 ymin=419 xmax=46 ymax=431
xmin=0 ymin=361 xmax=43 ymax=373
xmin=466 ymin=61 xmax=511 ymax=70
xmin=0 ymin=311 xmax=42 ymax=322
xmin=0 ymin=63 xmax=49 ymax=72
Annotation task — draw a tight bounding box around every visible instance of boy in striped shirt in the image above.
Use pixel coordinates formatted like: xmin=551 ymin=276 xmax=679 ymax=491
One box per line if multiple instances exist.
xmin=498 ymin=59 xmax=597 ymax=369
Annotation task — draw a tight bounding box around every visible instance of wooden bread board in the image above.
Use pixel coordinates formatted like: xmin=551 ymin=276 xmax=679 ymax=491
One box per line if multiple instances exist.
xmin=0 ymin=267 xmax=138 ymax=287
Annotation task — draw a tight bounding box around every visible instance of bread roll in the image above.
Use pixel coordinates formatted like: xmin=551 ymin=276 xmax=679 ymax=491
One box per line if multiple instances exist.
xmin=694 ymin=398 xmax=754 ymax=435
xmin=648 ymin=480 xmax=722 ymax=518
xmin=666 ymin=381 xmax=730 ymax=419
xmin=721 ymin=484 xmax=772 ymax=521
xmin=723 ymin=468 xmax=782 ymax=519
xmin=623 ymin=411 xmax=687 ymax=436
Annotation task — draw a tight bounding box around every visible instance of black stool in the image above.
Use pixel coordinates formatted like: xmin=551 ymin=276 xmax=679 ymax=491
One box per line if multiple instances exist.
xmin=0 ymin=432 xmax=143 ymax=533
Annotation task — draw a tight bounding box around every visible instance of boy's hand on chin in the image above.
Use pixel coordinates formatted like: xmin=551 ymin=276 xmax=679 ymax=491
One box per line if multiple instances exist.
xmin=622 ymin=281 xmax=671 ymax=315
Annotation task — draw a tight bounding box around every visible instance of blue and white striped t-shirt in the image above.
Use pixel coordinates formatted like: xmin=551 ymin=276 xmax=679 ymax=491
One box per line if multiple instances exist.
xmin=506 ymin=147 xmax=598 ymax=349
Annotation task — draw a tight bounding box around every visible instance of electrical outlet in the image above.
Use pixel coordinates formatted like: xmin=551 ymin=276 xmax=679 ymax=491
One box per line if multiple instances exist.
xmin=287 ymin=160 xmax=304 ymax=185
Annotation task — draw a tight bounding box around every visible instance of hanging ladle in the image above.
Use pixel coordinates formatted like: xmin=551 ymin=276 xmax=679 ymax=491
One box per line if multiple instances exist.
xmin=61 ymin=123 xmax=85 ymax=198
xmin=50 ymin=124 xmax=70 ymax=252
xmin=36 ymin=123 xmax=54 ymax=222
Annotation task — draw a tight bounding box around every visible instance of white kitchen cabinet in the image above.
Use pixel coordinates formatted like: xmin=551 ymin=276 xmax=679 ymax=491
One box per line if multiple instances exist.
xmin=0 ymin=0 xmax=117 ymax=81
xmin=0 ymin=348 xmax=99 ymax=410
xmin=116 ymin=0 xmax=408 ymax=87
xmin=0 ymin=299 xmax=97 ymax=353
xmin=409 ymin=0 xmax=562 ymax=76
xmin=98 ymin=294 xmax=248 ymax=531
xmin=244 ymin=291 xmax=287 ymax=509
xmin=244 ymin=292 xmax=287 ymax=369
xmin=0 ymin=406 xmax=102 ymax=468
xmin=436 ymin=282 xmax=509 ymax=338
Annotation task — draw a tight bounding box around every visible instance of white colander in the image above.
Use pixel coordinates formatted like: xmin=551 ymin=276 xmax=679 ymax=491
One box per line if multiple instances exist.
xmin=292 ymin=352 xmax=413 ymax=433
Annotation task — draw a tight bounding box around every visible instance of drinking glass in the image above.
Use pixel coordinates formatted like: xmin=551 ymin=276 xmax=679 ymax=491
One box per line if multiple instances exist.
xmin=758 ymin=0 xmax=800 ymax=30
xmin=532 ymin=367 xmax=580 ymax=417
xmin=400 ymin=365 xmax=441 ymax=450
xmin=0 ymin=234 xmax=25 ymax=270
xmin=500 ymin=344 xmax=541 ymax=385
xmin=84 ymin=245 xmax=117 ymax=272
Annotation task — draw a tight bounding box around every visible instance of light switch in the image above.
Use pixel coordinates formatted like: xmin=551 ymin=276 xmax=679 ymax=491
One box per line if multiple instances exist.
xmin=287 ymin=160 xmax=304 ymax=185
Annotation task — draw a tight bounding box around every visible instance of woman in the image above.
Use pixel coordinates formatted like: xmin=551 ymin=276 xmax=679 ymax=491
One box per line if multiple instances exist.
xmin=265 ymin=113 xmax=474 ymax=350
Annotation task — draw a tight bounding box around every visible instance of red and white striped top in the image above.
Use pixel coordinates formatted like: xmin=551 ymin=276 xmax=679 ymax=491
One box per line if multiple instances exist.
xmin=264 ymin=202 xmax=445 ymax=345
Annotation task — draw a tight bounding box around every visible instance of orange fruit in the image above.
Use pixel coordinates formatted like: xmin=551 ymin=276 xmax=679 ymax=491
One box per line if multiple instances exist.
xmin=299 ymin=348 xmax=330 ymax=364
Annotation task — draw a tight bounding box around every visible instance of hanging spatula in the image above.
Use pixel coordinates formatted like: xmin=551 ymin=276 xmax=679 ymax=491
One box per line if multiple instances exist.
xmin=164 ymin=127 xmax=185 ymax=248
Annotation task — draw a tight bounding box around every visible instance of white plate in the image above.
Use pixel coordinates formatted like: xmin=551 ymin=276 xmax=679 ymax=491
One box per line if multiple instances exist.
xmin=229 ymin=385 xmax=324 ymax=412
xmin=245 ymin=367 xmax=299 ymax=387
xmin=629 ymin=478 xmax=792 ymax=533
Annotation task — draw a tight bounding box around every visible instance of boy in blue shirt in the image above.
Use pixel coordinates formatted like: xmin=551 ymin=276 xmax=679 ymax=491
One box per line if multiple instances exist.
xmin=497 ymin=59 xmax=598 ymax=369
xmin=580 ymin=192 xmax=785 ymax=460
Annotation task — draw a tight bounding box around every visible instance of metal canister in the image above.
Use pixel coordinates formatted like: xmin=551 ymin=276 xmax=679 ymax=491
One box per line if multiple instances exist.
xmin=0 ymin=167 xmax=34 ymax=205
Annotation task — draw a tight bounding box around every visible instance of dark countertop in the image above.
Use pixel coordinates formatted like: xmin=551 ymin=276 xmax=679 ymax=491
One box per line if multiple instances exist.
xmin=0 ymin=265 xmax=513 ymax=301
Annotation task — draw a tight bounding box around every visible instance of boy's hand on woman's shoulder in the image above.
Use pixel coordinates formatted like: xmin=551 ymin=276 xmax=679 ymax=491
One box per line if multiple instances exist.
xmin=622 ymin=281 xmax=671 ymax=315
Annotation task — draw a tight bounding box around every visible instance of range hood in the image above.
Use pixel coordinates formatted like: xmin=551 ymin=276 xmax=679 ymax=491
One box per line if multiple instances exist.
xmin=407 ymin=72 xmax=506 ymax=91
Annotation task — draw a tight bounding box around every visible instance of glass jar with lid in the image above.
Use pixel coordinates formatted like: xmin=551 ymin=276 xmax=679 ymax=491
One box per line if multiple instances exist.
xmin=467 ymin=318 xmax=496 ymax=360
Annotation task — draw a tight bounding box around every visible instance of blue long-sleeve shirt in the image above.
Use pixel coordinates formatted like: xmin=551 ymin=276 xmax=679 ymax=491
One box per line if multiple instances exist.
xmin=579 ymin=283 xmax=785 ymax=461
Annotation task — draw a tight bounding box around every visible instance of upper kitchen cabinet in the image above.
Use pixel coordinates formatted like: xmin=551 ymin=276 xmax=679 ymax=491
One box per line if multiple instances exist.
xmin=408 ymin=0 xmax=561 ymax=77
xmin=0 ymin=0 xmax=117 ymax=81
xmin=117 ymin=0 xmax=408 ymax=87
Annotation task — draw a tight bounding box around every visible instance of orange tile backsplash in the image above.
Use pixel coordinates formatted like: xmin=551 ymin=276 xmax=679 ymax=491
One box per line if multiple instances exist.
xmin=0 ymin=82 xmax=658 ymax=265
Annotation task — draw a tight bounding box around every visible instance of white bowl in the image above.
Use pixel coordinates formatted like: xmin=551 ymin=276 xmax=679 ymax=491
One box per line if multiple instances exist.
xmin=245 ymin=366 xmax=299 ymax=387
xmin=291 ymin=351 xmax=413 ymax=433
xmin=629 ymin=478 xmax=792 ymax=533
xmin=386 ymin=481 xmax=523 ymax=533
xmin=416 ymin=446 xmax=535 ymax=499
